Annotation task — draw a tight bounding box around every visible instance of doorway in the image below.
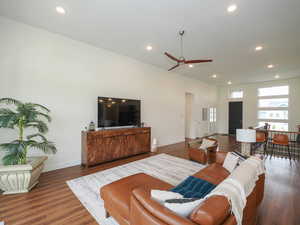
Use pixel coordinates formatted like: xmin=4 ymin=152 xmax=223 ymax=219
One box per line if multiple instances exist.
xmin=185 ymin=93 xmax=194 ymax=138
xmin=228 ymin=101 xmax=243 ymax=135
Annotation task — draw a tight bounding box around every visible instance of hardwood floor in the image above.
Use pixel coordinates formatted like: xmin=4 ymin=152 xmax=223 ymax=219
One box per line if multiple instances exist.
xmin=1 ymin=135 xmax=299 ymax=225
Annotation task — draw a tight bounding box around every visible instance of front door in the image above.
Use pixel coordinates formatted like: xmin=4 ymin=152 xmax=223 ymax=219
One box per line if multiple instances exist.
xmin=229 ymin=101 xmax=243 ymax=135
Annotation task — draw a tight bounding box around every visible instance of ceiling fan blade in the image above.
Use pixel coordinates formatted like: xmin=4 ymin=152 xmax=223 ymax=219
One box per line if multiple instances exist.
xmin=165 ymin=52 xmax=180 ymax=62
xmin=184 ymin=59 xmax=213 ymax=64
xmin=168 ymin=64 xmax=180 ymax=71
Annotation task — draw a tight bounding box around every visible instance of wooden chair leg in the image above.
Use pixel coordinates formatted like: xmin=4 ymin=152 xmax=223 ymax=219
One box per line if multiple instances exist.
xmin=271 ymin=143 xmax=275 ymax=159
xmin=263 ymin=142 xmax=267 ymax=156
xmin=105 ymin=210 xmax=110 ymax=218
xmin=287 ymin=145 xmax=292 ymax=161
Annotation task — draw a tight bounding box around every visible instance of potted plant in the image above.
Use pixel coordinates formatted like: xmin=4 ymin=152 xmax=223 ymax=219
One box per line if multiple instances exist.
xmin=0 ymin=98 xmax=57 ymax=194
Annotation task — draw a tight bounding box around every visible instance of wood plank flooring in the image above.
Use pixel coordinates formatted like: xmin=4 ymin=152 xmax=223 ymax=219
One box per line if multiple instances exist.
xmin=0 ymin=135 xmax=299 ymax=225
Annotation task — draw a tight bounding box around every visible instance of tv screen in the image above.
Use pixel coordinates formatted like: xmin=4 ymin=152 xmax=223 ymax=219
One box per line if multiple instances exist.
xmin=98 ymin=97 xmax=141 ymax=128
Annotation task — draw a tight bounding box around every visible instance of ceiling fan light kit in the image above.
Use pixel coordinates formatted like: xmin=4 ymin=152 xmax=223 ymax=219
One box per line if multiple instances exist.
xmin=165 ymin=30 xmax=213 ymax=71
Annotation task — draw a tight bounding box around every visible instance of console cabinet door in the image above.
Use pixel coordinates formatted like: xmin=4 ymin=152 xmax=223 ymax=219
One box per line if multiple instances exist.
xmin=136 ymin=132 xmax=151 ymax=154
xmin=82 ymin=128 xmax=151 ymax=167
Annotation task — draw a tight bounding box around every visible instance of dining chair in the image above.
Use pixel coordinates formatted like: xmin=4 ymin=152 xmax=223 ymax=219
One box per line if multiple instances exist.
xmin=256 ymin=131 xmax=267 ymax=155
xmin=271 ymin=134 xmax=291 ymax=160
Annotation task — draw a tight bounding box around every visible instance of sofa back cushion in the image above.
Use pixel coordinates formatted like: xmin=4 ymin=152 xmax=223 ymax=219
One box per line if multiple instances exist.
xmin=193 ymin=163 xmax=230 ymax=185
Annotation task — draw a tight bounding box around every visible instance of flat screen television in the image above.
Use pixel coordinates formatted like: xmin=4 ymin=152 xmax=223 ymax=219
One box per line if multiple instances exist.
xmin=98 ymin=97 xmax=141 ymax=128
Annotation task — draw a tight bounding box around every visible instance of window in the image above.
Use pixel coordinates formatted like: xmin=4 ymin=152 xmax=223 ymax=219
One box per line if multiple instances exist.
xmin=258 ymin=110 xmax=288 ymax=120
xmin=257 ymin=85 xmax=289 ymax=131
xmin=258 ymin=98 xmax=288 ymax=108
xmin=209 ymin=107 xmax=217 ymax=122
xmin=229 ymin=90 xmax=243 ymax=99
xmin=258 ymin=86 xmax=289 ymax=97
xmin=258 ymin=122 xmax=288 ymax=131
xmin=209 ymin=107 xmax=217 ymax=133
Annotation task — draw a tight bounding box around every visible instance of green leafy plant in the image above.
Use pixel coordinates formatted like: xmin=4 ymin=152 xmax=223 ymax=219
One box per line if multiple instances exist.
xmin=0 ymin=98 xmax=57 ymax=165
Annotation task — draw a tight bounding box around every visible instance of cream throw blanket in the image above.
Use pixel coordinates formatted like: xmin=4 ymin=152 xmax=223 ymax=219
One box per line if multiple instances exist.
xmin=205 ymin=156 xmax=265 ymax=225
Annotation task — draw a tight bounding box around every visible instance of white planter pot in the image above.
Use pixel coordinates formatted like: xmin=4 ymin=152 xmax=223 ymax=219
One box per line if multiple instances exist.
xmin=0 ymin=156 xmax=47 ymax=195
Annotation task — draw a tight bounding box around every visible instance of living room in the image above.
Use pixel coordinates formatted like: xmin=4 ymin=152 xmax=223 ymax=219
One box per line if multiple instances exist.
xmin=0 ymin=1 xmax=300 ymax=225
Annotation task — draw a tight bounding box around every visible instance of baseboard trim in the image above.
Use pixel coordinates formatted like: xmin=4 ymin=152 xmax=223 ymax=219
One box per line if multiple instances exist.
xmin=43 ymin=159 xmax=81 ymax=172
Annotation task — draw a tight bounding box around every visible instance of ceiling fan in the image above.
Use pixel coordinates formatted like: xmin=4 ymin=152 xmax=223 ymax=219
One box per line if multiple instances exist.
xmin=165 ymin=30 xmax=213 ymax=71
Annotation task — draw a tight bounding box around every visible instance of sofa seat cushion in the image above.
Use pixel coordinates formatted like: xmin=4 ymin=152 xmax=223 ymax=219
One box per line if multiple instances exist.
xmin=193 ymin=163 xmax=230 ymax=185
xmin=100 ymin=173 xmax=173 ymax=222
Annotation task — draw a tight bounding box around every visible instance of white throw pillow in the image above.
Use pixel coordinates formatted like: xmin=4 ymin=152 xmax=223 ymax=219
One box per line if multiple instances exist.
xmin=164 ymin=199 xmax=204 ymax=218
xmin=199 ymin=138 xmax=216 ymax=150
xmin=151 ymin=190 xmax=183 ymax=203
xmin=223 ymin=152 xmax=239 ymax=173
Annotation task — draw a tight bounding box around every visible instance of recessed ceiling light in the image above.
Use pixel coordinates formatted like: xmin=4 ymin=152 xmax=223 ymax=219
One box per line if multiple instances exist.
xmin=255 ymin=46 xmax=263 ymax=51
xmin=227 ymin=81 xmax=232 ymax=85
xmin=227 ymin=4 xmax=237 ymax=13
xmin=146 ymin=45 xmax=153 ymax=51
xmin=212 ymin=74 xmax=217 ymax=78
xmin=188 ymin=64 xmax=194 ymax=68
xmin=267 ymin=64 xmax=274 ymax=69
xmin=56 ymin=6 xmax=66 ymax=14
xmin=275 ymin=74 xmax=280 ymax=79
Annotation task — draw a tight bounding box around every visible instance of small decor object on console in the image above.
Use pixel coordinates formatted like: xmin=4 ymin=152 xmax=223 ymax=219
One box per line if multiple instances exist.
xmin=151 ymin=138 xmax=158 ymax=152
xmin=236 ymin=129 xmax=256 ymax=156
xmin=88 ymin=121 xmax=95 ymax=131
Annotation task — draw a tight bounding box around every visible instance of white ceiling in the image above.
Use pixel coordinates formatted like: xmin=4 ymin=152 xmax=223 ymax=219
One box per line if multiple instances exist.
xmin=0 ymin=0 xmax=300 ymax=85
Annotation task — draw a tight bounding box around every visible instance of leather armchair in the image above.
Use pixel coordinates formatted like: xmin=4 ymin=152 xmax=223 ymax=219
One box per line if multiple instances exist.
xmin=188 ymin=138 xmax=218 ymax=164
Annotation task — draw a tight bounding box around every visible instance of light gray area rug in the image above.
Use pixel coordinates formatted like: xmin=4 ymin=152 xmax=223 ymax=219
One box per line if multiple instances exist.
xmin=67 ymin=153 xmax=204 ymax=224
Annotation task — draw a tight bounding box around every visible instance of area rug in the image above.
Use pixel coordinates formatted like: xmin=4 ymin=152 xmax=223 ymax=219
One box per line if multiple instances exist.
xmin=67 ymin=153 xmax=204 ymax=224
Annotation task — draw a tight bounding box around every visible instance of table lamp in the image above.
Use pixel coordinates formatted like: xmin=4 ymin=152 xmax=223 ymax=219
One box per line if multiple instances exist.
xmin=236 ymin=129 xmax=256 ymax=156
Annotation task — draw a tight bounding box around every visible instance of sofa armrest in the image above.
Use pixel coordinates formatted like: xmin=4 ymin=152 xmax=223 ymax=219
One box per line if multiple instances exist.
xmin=131 ymin=187 xmax=197 ymax=225
xmin=190 ymin=195 xmax=232 ymax=225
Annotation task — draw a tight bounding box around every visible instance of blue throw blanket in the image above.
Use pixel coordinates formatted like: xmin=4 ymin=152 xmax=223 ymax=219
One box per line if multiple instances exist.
xmin=170 ymin=176 xmax=216 ymax=198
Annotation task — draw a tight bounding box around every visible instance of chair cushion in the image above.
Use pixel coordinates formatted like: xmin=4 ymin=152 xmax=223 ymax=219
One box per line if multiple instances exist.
xmin=200 ymin=138 xmax=217 ymax=150
xmin=100 ymin=173 xmax=173 ymax=222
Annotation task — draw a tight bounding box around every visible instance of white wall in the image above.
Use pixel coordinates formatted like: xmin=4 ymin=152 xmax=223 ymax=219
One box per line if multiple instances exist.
xmin=217 ymin=77 xmax=300 ymax=133
xmin=0 ymin=17 xmax=217 ymax=171
xmin=185 ymin=93 xmax=193 ymax=138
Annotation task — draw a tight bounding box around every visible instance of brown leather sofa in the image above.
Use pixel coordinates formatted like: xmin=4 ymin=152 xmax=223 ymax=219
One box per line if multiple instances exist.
xmin=188 ymin=138 xmax=218 ymax=164
xmin=100 ymin=151 xmax=265 ymax=225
